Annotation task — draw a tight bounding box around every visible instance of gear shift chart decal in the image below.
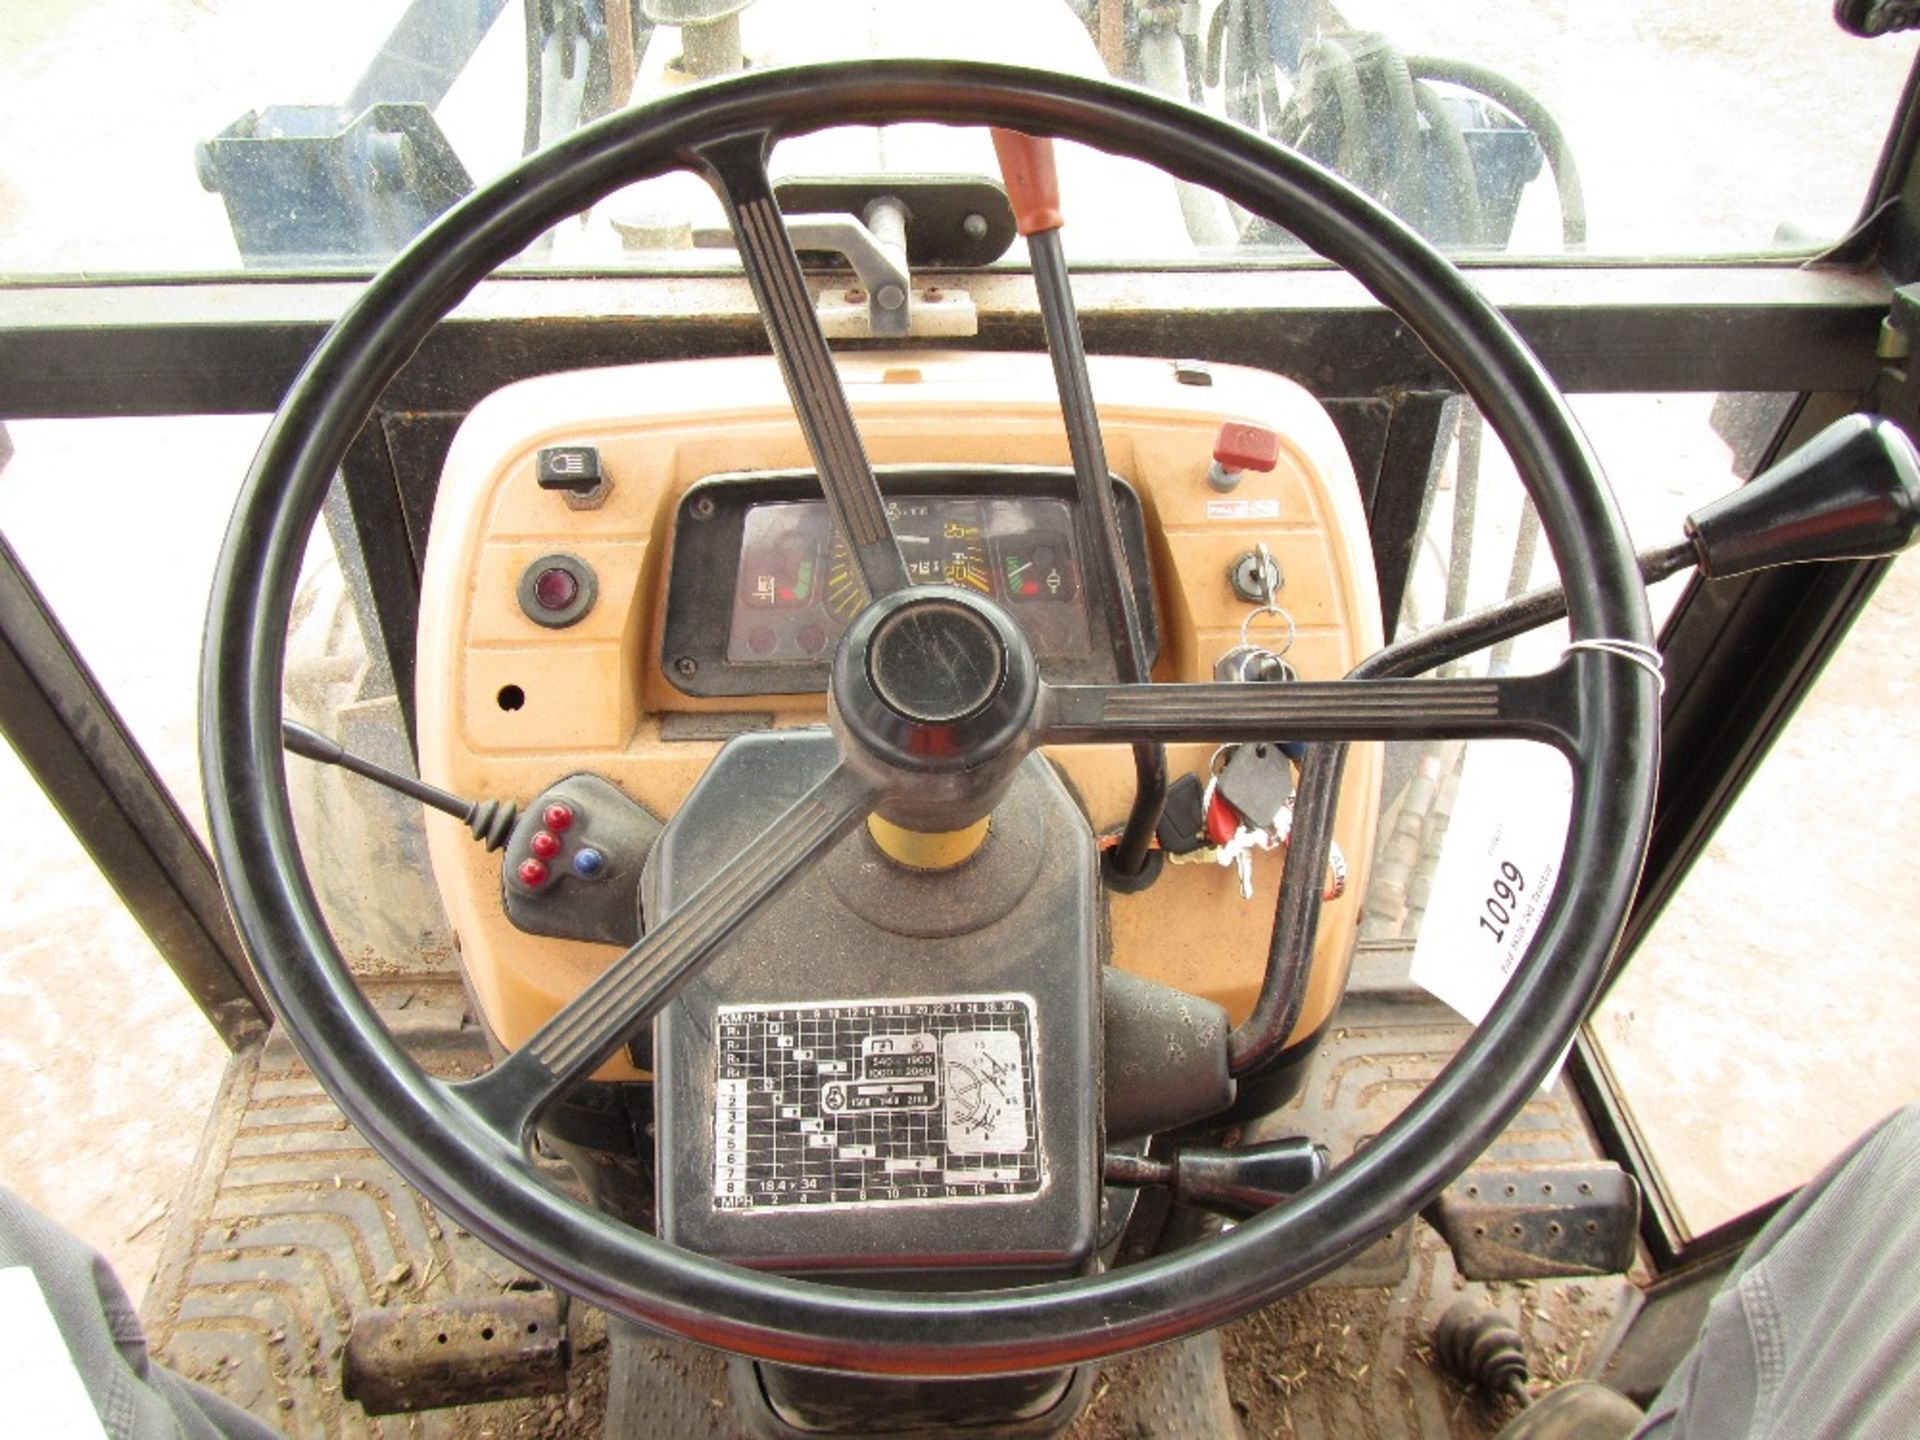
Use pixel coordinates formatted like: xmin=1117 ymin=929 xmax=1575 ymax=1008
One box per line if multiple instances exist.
xmin=711 ymin=996 xmax=1041 ymax=1210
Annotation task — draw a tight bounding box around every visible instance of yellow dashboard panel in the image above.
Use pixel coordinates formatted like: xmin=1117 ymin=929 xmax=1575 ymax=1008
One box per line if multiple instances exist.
xmin=417 ymin=351 xmax=1383 ymax=1081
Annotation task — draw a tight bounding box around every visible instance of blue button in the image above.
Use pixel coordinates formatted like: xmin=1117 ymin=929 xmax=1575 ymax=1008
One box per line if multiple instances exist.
xmin=572 ymin=847 xmax=606 ymax=879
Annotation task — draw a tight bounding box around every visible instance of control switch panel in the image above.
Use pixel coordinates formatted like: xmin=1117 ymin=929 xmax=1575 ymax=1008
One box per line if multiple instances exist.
xmin=501 ymin=774 xmax=662 ymax=946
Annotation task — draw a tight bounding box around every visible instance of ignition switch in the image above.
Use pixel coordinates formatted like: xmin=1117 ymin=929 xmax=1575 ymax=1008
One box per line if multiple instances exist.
xmin=1228 ymin=545 xmax=1284 ymax=603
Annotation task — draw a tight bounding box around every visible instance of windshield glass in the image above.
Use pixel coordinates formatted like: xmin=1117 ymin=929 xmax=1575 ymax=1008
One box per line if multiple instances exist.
xmin=2 ymin=0 xmax=1914 ymax=278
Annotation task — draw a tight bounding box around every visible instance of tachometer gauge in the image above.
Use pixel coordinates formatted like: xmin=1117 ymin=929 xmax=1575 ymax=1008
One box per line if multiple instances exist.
xmin=826 ymin=500 xmax=993 ymax=613
xmin=824 ymin=544 xmax=864 ymax=620
xmin=933 ymin=509 xmax=992 ymax=595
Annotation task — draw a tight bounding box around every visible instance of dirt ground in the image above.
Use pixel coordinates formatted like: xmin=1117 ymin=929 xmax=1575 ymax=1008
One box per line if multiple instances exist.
xmin=1593 ymin=550 xmax=1920 ymax=1233
xmin=0 ymin=418 xmax=262 ymax=1303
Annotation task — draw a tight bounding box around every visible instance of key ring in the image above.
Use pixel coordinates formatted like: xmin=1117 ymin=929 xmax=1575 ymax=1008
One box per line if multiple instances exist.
xmin=1239 ymin=602 xmax=1297 ymax=655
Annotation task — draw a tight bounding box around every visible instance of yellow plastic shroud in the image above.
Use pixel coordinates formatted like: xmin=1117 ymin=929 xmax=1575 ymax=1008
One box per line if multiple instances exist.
xmin=417 ymin=352 xmax=1383 ymax=1082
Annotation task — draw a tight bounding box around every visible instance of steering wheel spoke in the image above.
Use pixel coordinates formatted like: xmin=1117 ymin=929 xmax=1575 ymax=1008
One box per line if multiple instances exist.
xmin=695 ymin=134 xmax=910 ymax=600
xmin=1037 ymin=664 xmax=1581 ymax=750
xmin=457 ymin=762 xmax=876 ymax=1143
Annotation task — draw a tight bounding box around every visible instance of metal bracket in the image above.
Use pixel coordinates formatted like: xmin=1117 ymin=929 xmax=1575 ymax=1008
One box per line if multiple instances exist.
xmin=1426 ymin=1161 xmax=1641 ymax=1281
xmin=696 ymin=198 xmax=978 ymax=338
xmin=196 ymin=103 xmax=473 ymax=268
xmin=1875 ymin=284 xmax=1920 ymax=435
xmin=342 ymin=1289 xmax=570 ymax=1415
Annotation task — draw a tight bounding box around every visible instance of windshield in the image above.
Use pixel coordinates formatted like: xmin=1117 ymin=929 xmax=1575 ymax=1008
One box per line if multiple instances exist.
xmin=1 ymin=0 xmax=1914 ymax=279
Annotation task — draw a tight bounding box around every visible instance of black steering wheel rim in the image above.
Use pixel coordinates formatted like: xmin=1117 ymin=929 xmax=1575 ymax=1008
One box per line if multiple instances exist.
xmin=200 ymin=59 xmax=1658 ymax=1377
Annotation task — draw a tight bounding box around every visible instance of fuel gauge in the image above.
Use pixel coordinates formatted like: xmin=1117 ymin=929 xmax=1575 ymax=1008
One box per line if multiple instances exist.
xmin=996 ymin=533 xmax=1078 ymax=604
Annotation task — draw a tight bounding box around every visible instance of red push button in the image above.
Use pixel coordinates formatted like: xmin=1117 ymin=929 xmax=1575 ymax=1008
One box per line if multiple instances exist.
xmin=518 ymin=858 xmax=549 ymax=887
xmin=543 ymin=803 xmax=575 ymax=833
xmin=1213 ymin=422 xmax=1280 ymax=474
xmin=532 ymin=566 xmax=580 ymax=611
xmin=530 ymin=830 xmax=561 ymax=860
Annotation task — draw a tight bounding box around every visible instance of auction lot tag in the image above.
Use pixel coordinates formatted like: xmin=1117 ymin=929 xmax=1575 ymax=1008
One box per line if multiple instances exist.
xmin=1410 ymin=741 xmax=1573 ymax=1086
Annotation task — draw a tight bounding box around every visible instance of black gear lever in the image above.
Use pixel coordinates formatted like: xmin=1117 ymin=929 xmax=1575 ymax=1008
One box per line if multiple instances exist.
xmin=1352 ymin=413 xmax=1920 ymax=689
xmin=1684 ymin=413 xmax=1920 ymax=578
xmin=993 ymin=129 xmax=1169 ymax=886
xmin=1105 ymin=1136 xmax=1331 ymax=1220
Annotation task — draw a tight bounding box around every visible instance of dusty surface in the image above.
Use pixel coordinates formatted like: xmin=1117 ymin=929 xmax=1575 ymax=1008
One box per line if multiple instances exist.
xmin=0 ymin=803 xmax=230 ymax=1304
xmin=1217 ymin=1287 xmax=1509 ymax=1440
xmin=138 ymin=991 xmax=616 ymax=1440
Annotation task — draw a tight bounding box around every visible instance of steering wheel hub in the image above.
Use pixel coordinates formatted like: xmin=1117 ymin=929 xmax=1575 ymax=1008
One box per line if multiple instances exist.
xmin=867 ymin=595 xmax=1007 ymax=724
xmin=828 ymin=585 xmax=1039 ymax=829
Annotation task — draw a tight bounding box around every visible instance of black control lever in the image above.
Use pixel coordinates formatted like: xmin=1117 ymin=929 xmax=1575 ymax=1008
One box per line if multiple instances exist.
xmin=1383 ymin=415 xmax=1920 ymax=682
xmin=1105 ymin=1136 xmax=1330 ymax=1220
xmin=281 ymin=720 xmax=518 ymax=851
xmin=993 ymin=129 xmax=1168 ymax=885
xmin=1684 ymin=413 xmax=1920 ymax=578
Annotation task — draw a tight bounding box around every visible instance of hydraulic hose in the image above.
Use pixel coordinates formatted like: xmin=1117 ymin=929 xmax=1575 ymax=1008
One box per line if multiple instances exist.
xmin=1405 ymin=54 xmax=1588 ymax=248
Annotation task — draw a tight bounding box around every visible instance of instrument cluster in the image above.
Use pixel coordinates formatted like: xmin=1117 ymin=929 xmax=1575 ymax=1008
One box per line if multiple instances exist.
xmin=662 ymin=467 xmax=1159 ymax=696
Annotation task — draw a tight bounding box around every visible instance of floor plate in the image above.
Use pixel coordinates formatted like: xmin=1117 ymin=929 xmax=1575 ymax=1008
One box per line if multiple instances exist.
xmin=142 ymin=963 xmax=1635 ymax=1438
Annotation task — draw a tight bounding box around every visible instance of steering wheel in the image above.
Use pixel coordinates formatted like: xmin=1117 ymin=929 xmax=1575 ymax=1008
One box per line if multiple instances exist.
xmin=201 ymin=60 xmax=1657 ymax=1377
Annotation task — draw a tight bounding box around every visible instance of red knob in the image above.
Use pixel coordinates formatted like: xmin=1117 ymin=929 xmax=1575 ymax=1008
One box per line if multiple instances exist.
xmin=990 ymin=130 xmax=1065 ymax=236
xmin=1214 ymin=423 xmax=1280 ymax=474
